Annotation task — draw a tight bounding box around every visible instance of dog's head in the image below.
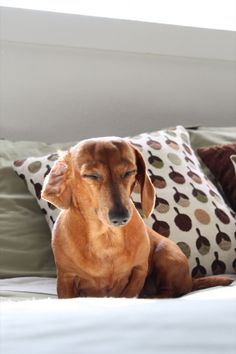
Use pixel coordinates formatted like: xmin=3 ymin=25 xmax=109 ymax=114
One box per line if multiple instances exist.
xmin=42 ymin=138 xmax=155 ymax=227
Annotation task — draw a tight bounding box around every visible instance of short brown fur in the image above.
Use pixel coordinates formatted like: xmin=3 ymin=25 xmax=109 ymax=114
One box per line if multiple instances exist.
xmin=42 ymin=138 xmax=233 ymax=298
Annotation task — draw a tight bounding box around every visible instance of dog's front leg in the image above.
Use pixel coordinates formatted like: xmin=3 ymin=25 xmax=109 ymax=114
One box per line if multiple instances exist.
xmin=57 ymin=273 xmax=78 ymax=299
xmin=120 ymin=263 xmax=148 ymax=298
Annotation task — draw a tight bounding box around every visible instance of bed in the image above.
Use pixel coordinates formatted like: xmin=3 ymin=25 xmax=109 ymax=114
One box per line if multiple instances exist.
xmin=1 ymin=8 xmax=236 ymax=352
xmin=1 ymin=125 xmax=236 ymax=354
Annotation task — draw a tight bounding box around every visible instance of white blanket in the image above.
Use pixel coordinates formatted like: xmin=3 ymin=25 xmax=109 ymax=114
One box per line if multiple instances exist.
xmin=1 ymin=277 xmax=236 ymax=354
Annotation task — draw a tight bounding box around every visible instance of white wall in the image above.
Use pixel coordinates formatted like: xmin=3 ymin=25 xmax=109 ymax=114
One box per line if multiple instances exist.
xmin=1 ymin=7 xmax=236 ymax=142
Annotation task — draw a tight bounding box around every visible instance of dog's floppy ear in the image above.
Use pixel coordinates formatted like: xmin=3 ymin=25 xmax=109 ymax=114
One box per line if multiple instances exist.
xmin=41 ymin=151 xmax=72 ymax=209
xmin=132 ymin=145 xmax=155 ymax=218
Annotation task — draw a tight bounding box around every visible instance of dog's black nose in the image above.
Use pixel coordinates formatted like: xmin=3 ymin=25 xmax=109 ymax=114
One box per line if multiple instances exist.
xmin=108 ymin=208 xmax=130 ymax=227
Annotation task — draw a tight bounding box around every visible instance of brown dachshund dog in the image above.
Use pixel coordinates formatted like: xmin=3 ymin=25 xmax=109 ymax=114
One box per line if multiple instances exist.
xmin=42 ymin=138 xmax=233 ymax=298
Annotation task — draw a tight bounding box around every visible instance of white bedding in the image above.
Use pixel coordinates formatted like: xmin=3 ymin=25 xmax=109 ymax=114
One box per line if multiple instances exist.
xmin=1 ymin=277 xmax=236 ymax=354
xmin=1 ymin=276 xmax=236 ymax=300
xmin=0 ymin=277 xmax=57 ymax=299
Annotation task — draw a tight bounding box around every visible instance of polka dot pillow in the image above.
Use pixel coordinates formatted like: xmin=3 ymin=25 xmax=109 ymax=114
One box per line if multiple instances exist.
xmin=13 ymin=152 xmax=61 ymax=228
xmin=13 ymin=126 xmax=236 ymax=277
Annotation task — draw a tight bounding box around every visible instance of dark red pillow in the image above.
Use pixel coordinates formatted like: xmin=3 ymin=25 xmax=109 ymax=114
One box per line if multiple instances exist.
xmin=197 ymin=143 xmax=236 ymax=212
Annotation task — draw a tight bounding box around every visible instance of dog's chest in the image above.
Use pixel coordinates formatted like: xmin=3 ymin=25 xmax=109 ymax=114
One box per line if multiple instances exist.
xmin=72 ymin=250 xmax=131 ymax=297
xmin=85 ymin=235 xmax=135 ymax=275
xmin=73 ymin=235 xmax=136 ymax=295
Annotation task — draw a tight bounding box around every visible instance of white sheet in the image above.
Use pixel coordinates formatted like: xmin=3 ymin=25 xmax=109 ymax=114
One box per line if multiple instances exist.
xmin=1 ymin=276 xmax=236 ymax=354
xmin=1 ymin=276 xmax=236 ymax=300
xmin=1 ymin=297 xmax=236 ymax=354
xmin=0 ymin=277 xmax=57 ymax=296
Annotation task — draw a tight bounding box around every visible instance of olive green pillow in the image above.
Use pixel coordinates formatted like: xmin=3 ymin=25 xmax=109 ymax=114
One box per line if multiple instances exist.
xmin=187 ymin=126 xmax=236 ymax=150
xmin=0 ymin=139 xmax=73 ymax=278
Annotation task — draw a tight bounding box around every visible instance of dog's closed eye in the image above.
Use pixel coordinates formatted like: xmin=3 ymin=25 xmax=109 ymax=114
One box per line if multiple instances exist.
xmin=82 ymin=170 xmax=137 ymax=180
xmin=121 ymin=170 xmax=137 ymax=178
xmin=82 ymin=173 xmax=101 ymax=181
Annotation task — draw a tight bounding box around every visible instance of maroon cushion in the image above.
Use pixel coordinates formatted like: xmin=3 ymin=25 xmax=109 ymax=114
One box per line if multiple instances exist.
xmin=197 ymin=143 xmax=236 ymax=212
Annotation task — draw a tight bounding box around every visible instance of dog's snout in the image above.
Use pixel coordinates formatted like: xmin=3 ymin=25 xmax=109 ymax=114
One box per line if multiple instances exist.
xmin=108 ymin=207 xmax=130 ymax=227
